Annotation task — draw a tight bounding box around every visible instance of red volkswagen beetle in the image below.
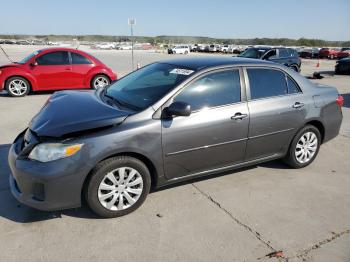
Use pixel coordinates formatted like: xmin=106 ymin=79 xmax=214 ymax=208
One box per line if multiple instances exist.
xmin=0 ymin=47 xmax=117 ymax=97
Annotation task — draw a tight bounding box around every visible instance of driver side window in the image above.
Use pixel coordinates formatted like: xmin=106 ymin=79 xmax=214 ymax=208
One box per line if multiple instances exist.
xmin=173 ymin=69 xmax=241 ymax=111
xmin=36 ymin=51 xmax=70 ymax=65
xmin=263 ymin=49 xmax=277 ymax=60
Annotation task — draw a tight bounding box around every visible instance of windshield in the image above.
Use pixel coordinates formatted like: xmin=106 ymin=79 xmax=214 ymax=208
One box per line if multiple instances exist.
xmin=239 ymin=48 xmax=269 ymax=59
xmin=18 ymin=50 xmax=42 ymax=64
xmin=105 ymin=63 xmax=195 ymax=110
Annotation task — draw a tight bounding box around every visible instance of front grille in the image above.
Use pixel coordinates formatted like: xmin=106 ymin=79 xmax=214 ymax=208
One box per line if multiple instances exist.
xmin=18 ymin=129 xmax=40 ymax=157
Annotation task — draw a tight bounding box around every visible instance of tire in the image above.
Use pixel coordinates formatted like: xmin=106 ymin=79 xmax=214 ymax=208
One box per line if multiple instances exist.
xmin=5 ymin=76 xmax=30 ymax=97
xmin=290 ymin=65 xmax=299 ymax=72
xmin=85 ymin=156 xmax=151 ymax=218
xmin=184 ymin=51 xmax=188 ymax=55
xmin=91 ymin=74 xmax=110 ymax=89
xmin=283 ymin=125 xmax=321 ymax=168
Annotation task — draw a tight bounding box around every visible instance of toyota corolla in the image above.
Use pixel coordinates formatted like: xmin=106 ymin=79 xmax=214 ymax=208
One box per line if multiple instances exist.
xmin=8 ymin=57 xmax=343 ymax=218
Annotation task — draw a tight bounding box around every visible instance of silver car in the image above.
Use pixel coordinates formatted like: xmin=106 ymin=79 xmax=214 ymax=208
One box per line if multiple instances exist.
xmin=9 ymin=57 xmax=343 ymax=218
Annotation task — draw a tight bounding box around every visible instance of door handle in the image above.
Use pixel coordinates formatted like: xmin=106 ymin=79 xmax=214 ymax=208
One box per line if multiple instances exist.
xmin=65 ymin=67 xmax=71 ymax=71
xmin=231 ymin=113 xmax=248 ymax=120
xmin=293 ymin=102 xmax=304 ymax=109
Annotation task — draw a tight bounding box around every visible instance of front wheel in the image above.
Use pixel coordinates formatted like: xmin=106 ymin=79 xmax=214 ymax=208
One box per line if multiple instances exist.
xmin=5 ymin=77 xmax=30 ymax=97
xmin=85 ymin=156 xmax=151 ymax=218
xmin=91 ymin=75 xmax=110 ymax=89
xmin=283 ymin=125 xmax=321 ymax=168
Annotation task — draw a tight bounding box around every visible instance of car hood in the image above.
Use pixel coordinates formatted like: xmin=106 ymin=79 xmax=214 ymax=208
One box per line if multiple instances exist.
xmin=29 ymin=90 xmax=132 ymax=137
xmin=0 ymin=63 xmax=23 ymax=69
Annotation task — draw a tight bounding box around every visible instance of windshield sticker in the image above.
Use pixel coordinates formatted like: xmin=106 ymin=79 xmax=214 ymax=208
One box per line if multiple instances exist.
xmin=170 ymin=68 xmax=194 ymax=75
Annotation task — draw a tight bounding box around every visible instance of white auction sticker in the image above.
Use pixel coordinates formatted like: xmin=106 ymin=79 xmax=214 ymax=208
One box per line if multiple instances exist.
xmin=170 ymin=68 xmax=194 ymax=75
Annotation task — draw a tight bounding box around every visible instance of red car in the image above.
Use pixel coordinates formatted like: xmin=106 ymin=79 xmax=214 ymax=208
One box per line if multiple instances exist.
xmin=337 ymin=48 xmax=350 ymax=59
xmin=0 ymin=48 xmax=117 ymax=97
xmin=318 ymin=48 xmax=340 ymax=59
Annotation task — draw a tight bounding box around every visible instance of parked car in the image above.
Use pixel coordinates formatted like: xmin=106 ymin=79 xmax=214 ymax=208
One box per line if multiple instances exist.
xmin=335 ymin=58 xmax=350 ymax=74
xmin=209 ymin=44 xmax=220 ymax=52
xmin=190 ymin=44 xmax=199 ymax=52
xmin=239 ymin=47 xmax=301 ymax=72
xmin=319 ymin=48 xmax=340 ymax=59
xmin=220 ymin=45 xmax=229 ymax=53
xmin=169 ymin=45 xmax=190 ymax=54
xmin=9 ymin=57 xmax=343 ymax=218
xmin=337 ymin=48 xmax=350 ymax=59
xmin=0 ymin=48 xmax=117 ymax=97
xmin=299 ymin=48 xmax=320 ymax=59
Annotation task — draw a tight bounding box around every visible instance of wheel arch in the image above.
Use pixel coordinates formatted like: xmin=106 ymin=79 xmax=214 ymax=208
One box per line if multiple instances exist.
xmin=82 ymin=151 xmax=158 ymax=199
xmin=89 ymin=73 xmax=111 ymax=88
xmin=5 ymin=75 xmax=34 ymax=91
xmin=304 ymin=120 xmax=325 ymax=143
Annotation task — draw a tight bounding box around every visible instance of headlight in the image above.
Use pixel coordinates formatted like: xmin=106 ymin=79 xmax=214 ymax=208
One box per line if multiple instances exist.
xmin=29 ymin=143 xmax=83 ymax=162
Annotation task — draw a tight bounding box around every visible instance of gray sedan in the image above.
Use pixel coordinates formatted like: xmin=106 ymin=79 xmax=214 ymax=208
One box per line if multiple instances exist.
xmin=9 ymin=57 xmax=343 ymax=218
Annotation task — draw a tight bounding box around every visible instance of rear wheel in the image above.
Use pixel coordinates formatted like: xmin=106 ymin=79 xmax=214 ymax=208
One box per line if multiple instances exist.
xmin=5 ymin=77 xmax=30 ymax=97
xmin=283 ymin=125 xmax=321 ymax=168
xmin=91 ymin=75 xmax=110 ymax=89
xmin=85 ymin=156 xmax=151 ymax=218
xmin=290 ymin=65 xmax=299 ymax=72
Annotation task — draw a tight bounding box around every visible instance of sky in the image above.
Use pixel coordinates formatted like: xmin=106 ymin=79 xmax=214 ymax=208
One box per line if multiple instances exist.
xmin=1 ymin=0 xmax=350 ymax=41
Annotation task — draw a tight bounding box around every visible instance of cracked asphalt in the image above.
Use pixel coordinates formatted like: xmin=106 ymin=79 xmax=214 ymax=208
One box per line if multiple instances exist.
xmin=0 ymin=45 xmax=349 ymax=262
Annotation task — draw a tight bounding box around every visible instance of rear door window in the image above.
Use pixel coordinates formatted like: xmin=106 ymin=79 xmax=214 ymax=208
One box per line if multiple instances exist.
xmin=247 ymin=68 xmax=288 ymax=99
xmin=36 ymin=51 xmax=70 ymax=65
xmin=286 ymin=76 xmax=301 ymax=94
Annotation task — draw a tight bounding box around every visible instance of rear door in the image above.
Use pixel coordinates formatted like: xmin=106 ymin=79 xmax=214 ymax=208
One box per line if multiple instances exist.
xmin=162 ymin=68 xmax=249 ymax=179
xmin=244 ymin=67 xmax=307 ymax=161
xmin=70 ymin=51 xmax=94 ymax=88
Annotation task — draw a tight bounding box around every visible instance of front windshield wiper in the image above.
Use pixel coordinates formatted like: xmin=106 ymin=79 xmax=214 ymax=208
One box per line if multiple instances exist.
xmin=103 ymin=92 xmax=141 ymax=111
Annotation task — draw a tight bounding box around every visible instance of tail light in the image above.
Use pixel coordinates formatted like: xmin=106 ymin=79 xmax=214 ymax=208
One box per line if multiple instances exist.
xmin=336 ymin=95 xmax=344 ymax=107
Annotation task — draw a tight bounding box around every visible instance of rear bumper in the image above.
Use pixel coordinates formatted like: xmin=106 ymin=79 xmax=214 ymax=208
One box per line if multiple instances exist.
xmin=8 ymin=133 xmax=91 ymax=211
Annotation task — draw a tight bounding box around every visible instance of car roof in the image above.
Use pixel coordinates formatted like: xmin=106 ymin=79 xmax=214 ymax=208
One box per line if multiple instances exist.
xmin=161 ymin=56 xmax=275 ymax=71
xmin=38 ymin=47 xmax=85 ymax=53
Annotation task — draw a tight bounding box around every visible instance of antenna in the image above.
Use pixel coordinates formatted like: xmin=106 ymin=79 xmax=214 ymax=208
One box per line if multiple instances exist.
xmin=0 ymin=44 xmax=13 ymax=63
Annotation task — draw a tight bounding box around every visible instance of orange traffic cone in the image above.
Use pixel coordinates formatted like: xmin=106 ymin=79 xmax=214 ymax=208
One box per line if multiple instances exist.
xmin=316 ymin=60 xmax=320 ymax=68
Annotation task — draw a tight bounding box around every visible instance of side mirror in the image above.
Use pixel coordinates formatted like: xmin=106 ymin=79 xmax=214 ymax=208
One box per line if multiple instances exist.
xmin=31 ymin=61 xmax=38 ymax=67
xmin=164 ymin=101 xmax=191 ymax=118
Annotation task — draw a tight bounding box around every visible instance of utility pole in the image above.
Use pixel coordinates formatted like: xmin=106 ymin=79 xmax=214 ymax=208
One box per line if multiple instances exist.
xmin=128 ymin=18 xmax=136 ymax=70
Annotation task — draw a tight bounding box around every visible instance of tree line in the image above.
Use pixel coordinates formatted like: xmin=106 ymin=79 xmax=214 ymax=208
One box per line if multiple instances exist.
xmin=0 ymin=34 xmax=349 ymax=47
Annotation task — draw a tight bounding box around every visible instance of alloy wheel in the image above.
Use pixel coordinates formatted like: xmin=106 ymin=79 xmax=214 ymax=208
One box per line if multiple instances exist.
xmin=8 ymin=79 xmax=28 ymax=96
xmin=93 ymin=76 xmax=109 ymax=89
xmin=295 ymin=131 xmax=318 ymax=164
xmin=98 ymin=167 xmax=144 ymax=211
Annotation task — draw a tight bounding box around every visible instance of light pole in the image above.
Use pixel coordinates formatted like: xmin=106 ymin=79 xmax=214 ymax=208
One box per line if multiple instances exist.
xmin=128 ymin=18 xmax=136 ymax=70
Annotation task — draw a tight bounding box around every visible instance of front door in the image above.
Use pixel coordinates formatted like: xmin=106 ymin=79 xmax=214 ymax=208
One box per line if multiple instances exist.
xmin=31 ymin=51 xmax=72 ymax=90
xmin=161 ymin=68 xmax=249 ymax=180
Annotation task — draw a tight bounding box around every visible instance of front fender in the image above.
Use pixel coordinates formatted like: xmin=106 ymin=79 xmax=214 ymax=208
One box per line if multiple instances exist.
xmin=0 ymin=67 xmax=38 ymax=90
